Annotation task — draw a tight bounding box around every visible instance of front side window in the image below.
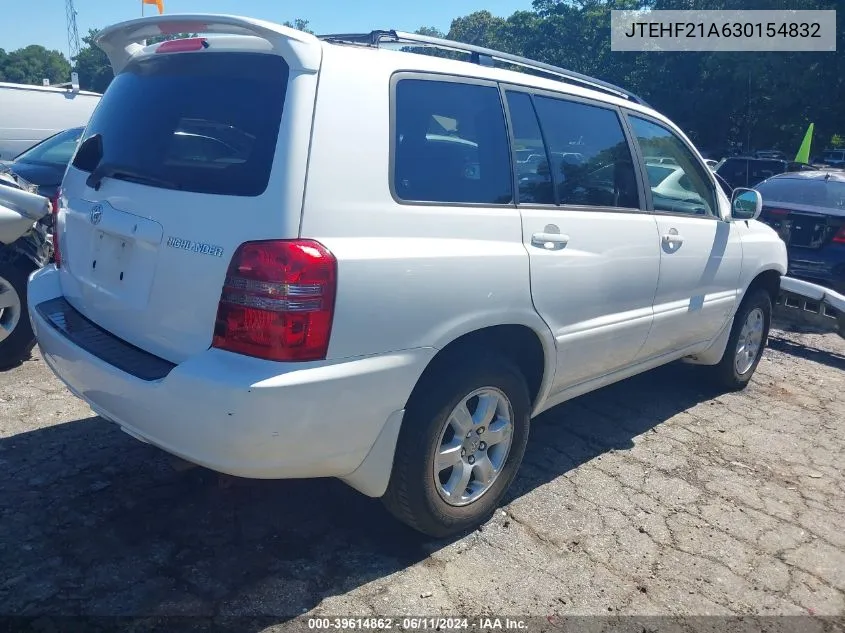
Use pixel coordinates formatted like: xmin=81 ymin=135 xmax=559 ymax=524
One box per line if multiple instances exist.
xmin=393 ymin=78 xmax=512 ymax=205
xmin=630 ymin=116 xmax=717 ymax=217
xmin=532 ymin=95 xmax=640 ymax=209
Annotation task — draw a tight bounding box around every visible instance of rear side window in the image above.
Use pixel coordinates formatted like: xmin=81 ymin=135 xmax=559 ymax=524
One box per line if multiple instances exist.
xmin=72 ymin=52 xmax=289 ymax=197
xmin=393 ymin=78 xmax=512 ymax=205
xmin=506 ymin=91 xmax=554 ymax=205
xmin=532 ymin=96 xmax=640 ymax=209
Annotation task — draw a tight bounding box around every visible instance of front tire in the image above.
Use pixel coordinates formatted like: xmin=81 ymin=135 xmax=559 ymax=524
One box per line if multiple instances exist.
xmin=711 ymin=288 xmax=772 ymax=391
xmin=0 ymin=259 xmax=37 ymax=370
xmin=382 ymin=354 xmax=530 ymax=538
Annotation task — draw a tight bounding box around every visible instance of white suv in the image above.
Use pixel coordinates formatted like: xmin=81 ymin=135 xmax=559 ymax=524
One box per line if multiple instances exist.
xmin=28 ymin=15 xmax=787 ymax=537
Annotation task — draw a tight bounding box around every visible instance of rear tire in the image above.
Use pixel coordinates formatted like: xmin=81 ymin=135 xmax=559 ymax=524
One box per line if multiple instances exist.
xmin=710 ymin=288 xmax=772 ymax=391
xmin=382 ymin=353 xmax=530 ymax=538
xmin=0 ymin=259 xmax=37 ymax=370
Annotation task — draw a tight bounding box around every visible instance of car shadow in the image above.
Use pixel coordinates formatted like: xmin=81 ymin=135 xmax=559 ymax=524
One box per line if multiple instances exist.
xmin=0 ymin=362 xmax=719 ymax=624
xmin=766 ymin=333 xmax=845 ymax=372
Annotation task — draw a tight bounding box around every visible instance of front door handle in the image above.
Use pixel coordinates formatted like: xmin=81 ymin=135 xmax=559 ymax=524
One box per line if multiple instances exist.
xmin=662 ymin=231 xmax=684 ymax=245
xmin=531 ymin=232 xmax=570 ymax=250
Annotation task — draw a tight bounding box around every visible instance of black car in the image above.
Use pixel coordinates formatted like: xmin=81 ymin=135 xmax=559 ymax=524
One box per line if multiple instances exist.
xmin=1 ymin=126 xmax=84 ymax=204
xmin=755 ymin=171 xmax=845 ymax=294
xmin=0 ymin=128 xmax=80 ymax=368
xmin=716 ymin=156 xmax=816 ymax=190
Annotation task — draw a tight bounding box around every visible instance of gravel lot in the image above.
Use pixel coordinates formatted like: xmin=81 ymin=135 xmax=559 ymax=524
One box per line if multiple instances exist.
xmin=1 ymin=327 xmax=843 ymax=631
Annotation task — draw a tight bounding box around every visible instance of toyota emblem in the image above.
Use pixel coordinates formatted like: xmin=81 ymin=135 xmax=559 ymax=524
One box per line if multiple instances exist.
xmin=90 ymin=205 xmax=103 ymax=225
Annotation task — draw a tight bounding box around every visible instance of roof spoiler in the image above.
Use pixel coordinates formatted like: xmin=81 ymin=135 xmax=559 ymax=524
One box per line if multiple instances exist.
xmin=95 ymin=13 xmax=322 ymax=74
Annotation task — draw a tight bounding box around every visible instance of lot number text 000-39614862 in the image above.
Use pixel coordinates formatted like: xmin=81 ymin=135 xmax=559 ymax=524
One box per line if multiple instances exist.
xmin=610 ymin=9 xmax=836 ymax=52
xmin=306 ymin=618 xmax=529 ymax=631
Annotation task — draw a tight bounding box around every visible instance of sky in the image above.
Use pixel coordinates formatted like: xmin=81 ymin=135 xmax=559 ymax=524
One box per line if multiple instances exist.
xmin=1 ymin=0 xmax=533 ymax=57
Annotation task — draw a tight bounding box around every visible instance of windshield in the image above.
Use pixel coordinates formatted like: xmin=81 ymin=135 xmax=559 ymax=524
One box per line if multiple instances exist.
xmin=757 ymin=177 xmax=845 ymax=209
xmin=71 ymin=52 xmax=289 ymax=197
xmin=15 ymin=127 xmax=83 ymax=167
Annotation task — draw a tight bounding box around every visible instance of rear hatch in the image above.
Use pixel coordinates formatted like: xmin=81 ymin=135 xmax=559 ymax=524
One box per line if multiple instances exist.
xmin=762 ymin=204 xmax=845 ymax=249
xmin=56 ymin=18 xmax=322 ymax=363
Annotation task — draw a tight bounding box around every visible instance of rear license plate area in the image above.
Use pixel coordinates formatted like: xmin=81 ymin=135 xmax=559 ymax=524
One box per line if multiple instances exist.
xmin=788 ymin=215 xmax=825 ymax=248
xmin=91 ymin=230 xmax=134 ymax=286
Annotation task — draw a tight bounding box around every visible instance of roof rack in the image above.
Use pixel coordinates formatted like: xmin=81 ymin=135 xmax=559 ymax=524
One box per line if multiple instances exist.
xmin=317 ymin=29 xmax=649 ymax=107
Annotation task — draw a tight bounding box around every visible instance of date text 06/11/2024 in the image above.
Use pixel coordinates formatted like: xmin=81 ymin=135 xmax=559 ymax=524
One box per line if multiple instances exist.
xmin=307 ymin=618 xmax=529 ymax=630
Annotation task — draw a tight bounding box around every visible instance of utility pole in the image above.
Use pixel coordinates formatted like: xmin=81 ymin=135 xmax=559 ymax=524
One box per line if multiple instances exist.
xmin=65 ymin=0 xmax=81 ymax=62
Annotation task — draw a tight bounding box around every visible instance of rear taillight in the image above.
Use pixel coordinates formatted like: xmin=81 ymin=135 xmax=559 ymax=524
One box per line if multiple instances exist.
xmin=212 ymin=240 xmax=337 ymax=362
xmin=833 ymin=226 xmax=845 ymax=244
xmin=51 ymin=190 xmax=61 ymax=268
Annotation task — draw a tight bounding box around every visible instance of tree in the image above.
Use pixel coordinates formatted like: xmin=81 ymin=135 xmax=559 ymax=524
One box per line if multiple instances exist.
xmin=73 ymin=29 xmax=201 ymax=93
xmin=0 ymin=45 xmax=71 ymax=85
xmin=412 ymin=0 xmax=844 ymax=156
xmin=283 ymin=19 xmax=315 ymax=34
xmin=73 ymin=29 xmax=112 ymax=93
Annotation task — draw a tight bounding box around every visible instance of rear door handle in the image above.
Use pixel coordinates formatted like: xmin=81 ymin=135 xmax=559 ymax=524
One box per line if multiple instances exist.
xmin=531 ymin=232 xmax=570 ymax=250
xmin=662 ymin=232 xmax=684 ymax=245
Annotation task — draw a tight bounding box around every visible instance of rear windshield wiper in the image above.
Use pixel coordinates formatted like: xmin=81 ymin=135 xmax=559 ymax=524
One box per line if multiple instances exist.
xmin=86 ymin=162 xmax=180 ymax=191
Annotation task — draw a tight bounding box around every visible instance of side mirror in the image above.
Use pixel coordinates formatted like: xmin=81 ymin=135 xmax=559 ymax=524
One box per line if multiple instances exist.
xmin=730 ymin=187 xmax=762 ymax=221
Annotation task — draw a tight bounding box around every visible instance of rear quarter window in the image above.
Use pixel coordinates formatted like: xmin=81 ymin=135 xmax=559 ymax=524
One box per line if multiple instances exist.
xmin=72 ymin=52 xmax=289 ymax=197
xmin=392 ymin=78 xmax=512 ymax=205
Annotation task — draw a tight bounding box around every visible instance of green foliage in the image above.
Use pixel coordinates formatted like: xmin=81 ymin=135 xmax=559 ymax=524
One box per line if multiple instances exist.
xmin=283 ymin=19 xmax=315 ymax=34
xmin=73 ymin=30 xmax=112 ymax=93
xmin=431 ymin=0 xmax=843 ymax=155
xmin=0 ymin=45 xmax=71 ymax=85
xmin=831 ymin=135 xmax=844 ymax=149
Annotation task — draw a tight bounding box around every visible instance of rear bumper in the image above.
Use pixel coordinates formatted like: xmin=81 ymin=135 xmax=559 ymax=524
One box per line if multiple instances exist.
xmin=28 ymin=266 xmax=435 ymax=482
xmin=787 ymin=247 xmax=845 ymax=294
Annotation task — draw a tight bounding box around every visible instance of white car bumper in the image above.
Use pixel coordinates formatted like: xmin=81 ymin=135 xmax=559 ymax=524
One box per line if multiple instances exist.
xmin=27 ymin=266 xmax=434 ymax=490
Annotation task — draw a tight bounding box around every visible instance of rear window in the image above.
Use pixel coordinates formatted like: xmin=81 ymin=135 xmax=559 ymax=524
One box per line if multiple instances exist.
xmin=16 ymin=127 xmax=83 ymax=166
xmin=716 ymin=159 xmax=748 ymax=187
xmin=72 ymin=52 xmax=289 ymax=197
xmin=756 ymin=178 xmax=845 ymax=208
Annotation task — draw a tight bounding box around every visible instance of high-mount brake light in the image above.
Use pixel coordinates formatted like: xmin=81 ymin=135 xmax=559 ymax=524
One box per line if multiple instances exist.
xmin=212 ymin=240 xmax=338 ymax=362
xmin=155 ymin=38 xmax=209 ymax=53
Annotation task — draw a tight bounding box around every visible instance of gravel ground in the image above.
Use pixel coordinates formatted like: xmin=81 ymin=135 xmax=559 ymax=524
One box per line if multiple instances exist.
xmin=0 ymin=327 xmax=843 ymax=632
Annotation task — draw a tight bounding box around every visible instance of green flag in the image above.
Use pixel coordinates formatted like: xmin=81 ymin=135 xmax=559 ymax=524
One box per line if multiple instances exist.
xmin=795 ymin=123 xmax=814 ymax=164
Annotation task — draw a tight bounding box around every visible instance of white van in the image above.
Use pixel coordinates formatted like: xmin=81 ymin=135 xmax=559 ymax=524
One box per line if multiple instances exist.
xmin=29 ymin=15 xmax=787 ymax=537
xmin=0 ymin=81 xmax=101 ymax=161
